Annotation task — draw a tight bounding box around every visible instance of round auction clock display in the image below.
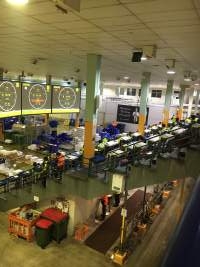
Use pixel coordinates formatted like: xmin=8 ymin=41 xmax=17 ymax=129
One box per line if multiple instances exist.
xmin=58 ymin=87 xmax=76 ymax=109
xmin=28 ymin=84 xmax=47 ymax=109
xmin=0 ymin=81 xmax=17 ymax=111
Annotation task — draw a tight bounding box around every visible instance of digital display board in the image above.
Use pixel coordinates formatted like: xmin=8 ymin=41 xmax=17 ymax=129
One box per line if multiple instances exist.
xmin=117 ymin=104 xmax=149 ymax=124
xmin=0 ymin=80 xmax=21 ymax=118
xmin=22 ymin=83 xmax=51 ymax=114
xmin=52 ymin=86 xmax=80 ymax=113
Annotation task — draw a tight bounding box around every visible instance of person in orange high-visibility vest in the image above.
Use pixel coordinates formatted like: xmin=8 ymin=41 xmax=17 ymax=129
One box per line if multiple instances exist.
xmin=56 ymin=152 xmax=65 ymax=183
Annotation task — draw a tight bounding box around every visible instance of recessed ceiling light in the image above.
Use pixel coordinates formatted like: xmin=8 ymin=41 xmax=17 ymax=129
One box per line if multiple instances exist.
xmin=141 ymin=55 xmax=147 ymax=61
xmin=184 ymin=77 xmax=192 ymax=82
xmin=124 ymin=76 xmax=129 ymax=80
xmin=194 ymin=83 xmax=199 ymax=86
xmin=167 ymin=69 xmax=176 ymax=74
xmin=6 ymin=0 xmax=28 ymax=5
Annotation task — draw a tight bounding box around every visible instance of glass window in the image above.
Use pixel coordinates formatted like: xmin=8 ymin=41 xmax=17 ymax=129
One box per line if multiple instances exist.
xmin=151 ymin=89 xmax=162 ymax=98
xmin=119 ymin=88 xmax=124 ymax=95
xmin=174 ymin=90 xmax=180 ymax=99
xmin=127 ymin=88 xmax=136 ymax=96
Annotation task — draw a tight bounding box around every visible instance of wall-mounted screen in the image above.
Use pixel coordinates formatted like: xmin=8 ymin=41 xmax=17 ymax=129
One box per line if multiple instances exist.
xmin=0 ymin=80 xmax=21 ymax=118
xmin=52 ymin=86 xmax=80 ymax=113
xmin=22 ymin=83 xmax=51 ymax=114
xmin=117 ymin=104 xmax=149 ymax=125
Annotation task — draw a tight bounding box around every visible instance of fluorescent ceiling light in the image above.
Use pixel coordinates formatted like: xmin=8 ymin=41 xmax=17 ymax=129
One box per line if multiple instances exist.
xmin=123 ymin=76 xmax=129 ymax=80
xmin=184 ymin=77 xmax=192 ymax=82
xmin=194 ymin=83 xmax=199 ymax=86
xmin=6 ymin=0 xmax=28 ymax=5
xmin=193 ymin=90 xmax=197 ymax=97
xmin=167 ymin=69 xmax=176 ymax=74
xmin=141 ymin=55 xmax=147 ymax=61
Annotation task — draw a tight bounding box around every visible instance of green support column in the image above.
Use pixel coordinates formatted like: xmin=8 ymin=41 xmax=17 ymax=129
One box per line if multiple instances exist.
xmin=188 ymin=87 xmax=194 ymax=117
xmin=194 ymin=89 xmax=200 ymax=114
xmin=75 ymin=81 xmax=82 ymax=128
xmin=138 ymin=72 xmax=151 ymax=134
xmin=0 ymin=68 xmax=3 ymax=80
xmin=178 ymin=84 xmax=187 ymax=120
xmin=163 ymin=79 xmax=174 ymax=126
xmin=83 ymin=54 xmax=101 ymax=164
xmin=45 ymin=75 xmax=52 ymax=123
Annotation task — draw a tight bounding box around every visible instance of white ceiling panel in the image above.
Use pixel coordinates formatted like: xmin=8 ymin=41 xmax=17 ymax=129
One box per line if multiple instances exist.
xmin=126 ymin=0 xmax=194 ymax=14
xmin=147 ymin=18 xmax=200 ymax=28
xmin=154 ymin=25 xmax=200 ymax=36
xmin=81 ymin=0 xmax=118 ymax=9
xmin=136 ymin=10 xmax=198 ymax=22
xmin=32 ymin=11 xmax=80 ymax=23
xmin=90 ymin=15 xmax=141 ymax=27
xmin=79 ymin=5 xmax=131 ymax=19
xmin=17 ymin=1 xmax=57 ymax=15
xmin=54 ymin=20 xmax=96 ymax=30
xmin=0 ymin=0 xmax=199 ymax=85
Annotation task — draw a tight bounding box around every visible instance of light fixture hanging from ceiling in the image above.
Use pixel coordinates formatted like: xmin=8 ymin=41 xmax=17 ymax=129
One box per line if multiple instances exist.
xmin=166 ymin=59 xmax=176 ymax=75
xmin=184 ymin=71 xmax=192 ymax=82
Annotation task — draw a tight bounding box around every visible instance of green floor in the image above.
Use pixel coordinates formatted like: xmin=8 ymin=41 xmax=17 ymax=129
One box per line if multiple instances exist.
xmin=0 ymin=178 xmax=194 ymax=267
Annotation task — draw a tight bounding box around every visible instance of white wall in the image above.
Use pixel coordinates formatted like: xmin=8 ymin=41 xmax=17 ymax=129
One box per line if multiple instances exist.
xmin=67 ymin=195 xmax=99 ymax=235
xmin=80 ymin=85 xmax=184 ymax=130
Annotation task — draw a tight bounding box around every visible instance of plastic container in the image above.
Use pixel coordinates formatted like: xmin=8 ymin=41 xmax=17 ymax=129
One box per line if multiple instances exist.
xmin=41 ymin=208 xmax=68 ymax=243
xmin=35 ymin=218 xmax=53 ymax=249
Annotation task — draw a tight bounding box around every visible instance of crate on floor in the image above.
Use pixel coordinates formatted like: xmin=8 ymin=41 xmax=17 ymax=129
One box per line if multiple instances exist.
xmin=74 ymin=224 xmax=89 ymax=241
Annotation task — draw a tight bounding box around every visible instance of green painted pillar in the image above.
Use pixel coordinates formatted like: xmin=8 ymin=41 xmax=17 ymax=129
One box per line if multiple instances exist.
xmin=178 ymin=85 xmax=187 ymax=120
xmin=194 ymin=89 xmax=200 ymax=114
xmin=83 ymin=54 xmax=101 ymax=164
xmin=188 ymin=87 xmax=194 ymax=117
xmin=163 ymin=79 xmax=174 ymax=126
xmin=138 ymin=72 xmax=151 ymax=134
xmin=0 ymin=68 xmax=3 ymax=80
xmin=75 ymin=81 xmax=82 ymax=128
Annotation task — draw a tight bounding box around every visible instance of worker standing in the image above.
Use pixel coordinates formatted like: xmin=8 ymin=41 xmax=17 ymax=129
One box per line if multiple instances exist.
xmin=56 ymin=152 xmax=65 ymax=183
xmin=100 ymin=195 xmax=109 ymax=220
xmin=32 ymin=162 xmax=42 ymax=184
xmin=41 ymin=156 xmax=49 ymax=188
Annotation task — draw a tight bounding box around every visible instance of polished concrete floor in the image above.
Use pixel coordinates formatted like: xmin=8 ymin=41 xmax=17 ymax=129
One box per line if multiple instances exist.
xmin=0 ymin=178 xmax=194 ymax=267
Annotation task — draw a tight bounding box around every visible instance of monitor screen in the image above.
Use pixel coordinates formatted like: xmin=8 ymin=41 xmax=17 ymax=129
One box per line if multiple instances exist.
xmin=52 ymin=86 xmax=80 ymax=113
xmin=0 ymin=80 xmax=21 ymax=118
xmin=21 ymin=83 xmax=51 ymax=114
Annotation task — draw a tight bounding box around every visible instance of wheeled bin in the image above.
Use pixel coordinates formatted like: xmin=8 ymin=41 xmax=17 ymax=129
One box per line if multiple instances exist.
xmin=35 ymin=218 xmax=53 ymax=249
xmin=41 ymin=208 xmax=68 ymax=243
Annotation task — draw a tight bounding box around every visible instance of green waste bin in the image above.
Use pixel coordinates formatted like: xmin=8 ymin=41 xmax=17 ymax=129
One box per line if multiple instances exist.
xmin=41 ymin=208 xmax=68 ymax=243
xmin=35 ymin=218 xmax=53 ymax=249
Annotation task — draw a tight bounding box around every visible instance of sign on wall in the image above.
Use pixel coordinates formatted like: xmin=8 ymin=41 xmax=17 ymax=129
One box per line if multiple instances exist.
xmin=0 ymin=80 xmax=21 ymax=118
xmin=52 ymin=86 xmax=80 ymax=113
xmin=22 ymin=83 xmax=51 ymax=115
xmin=117 ymin=104 xmax=149 ymax=124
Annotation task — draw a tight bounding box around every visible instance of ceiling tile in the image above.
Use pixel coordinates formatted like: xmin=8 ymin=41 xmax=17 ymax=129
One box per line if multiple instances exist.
xmin=54 ymin=20 xmax=101 ymax=33
xmin=81 ymin=0 xmax=118 ymax=9
xmin=80 ymin=5 xmax=131 ymax=19
xmin=136 ymin=10 xmax=198 ymax=22
xmin=32 ymin=11 xmax=80 ymax=23
xmin=17 ymin=1 xmax=57 ymax=15
xmin=126 ymin=0 xmax=194 ymax=14
xmin=154 ymin=25 xmax=200 ymax=36
xmin=147 ymin=18 xmax=200 ymax=28
xmin=90 ymin=15 xmax=141 ymax=26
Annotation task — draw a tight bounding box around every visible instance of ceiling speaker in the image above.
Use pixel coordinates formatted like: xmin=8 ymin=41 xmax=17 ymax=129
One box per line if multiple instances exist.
xmin=131 ymin=52 xmax=143 ymax=62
